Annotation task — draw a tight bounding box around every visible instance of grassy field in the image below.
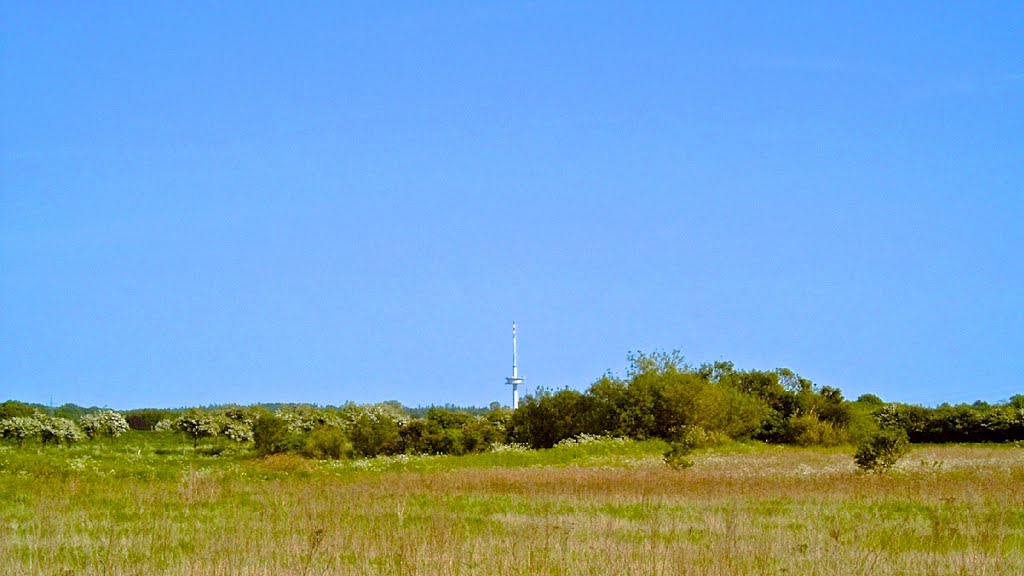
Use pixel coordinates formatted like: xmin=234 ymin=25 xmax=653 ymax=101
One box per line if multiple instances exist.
xmin=1 ymin=433 xmax=1022 ymax=575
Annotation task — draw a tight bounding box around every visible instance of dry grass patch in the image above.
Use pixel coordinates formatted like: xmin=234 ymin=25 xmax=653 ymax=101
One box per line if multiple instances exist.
xmin=1 ymin=443 xmax=1022 ymax=574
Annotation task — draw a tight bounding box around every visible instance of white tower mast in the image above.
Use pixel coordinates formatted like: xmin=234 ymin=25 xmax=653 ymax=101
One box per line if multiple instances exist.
xmin=505 ymin=322 xmax=524 ymax=409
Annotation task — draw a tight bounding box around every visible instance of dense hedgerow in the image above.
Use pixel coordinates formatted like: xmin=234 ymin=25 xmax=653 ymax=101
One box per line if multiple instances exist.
xmin=3 ymin=354 xmax=1021 ymax=460
xmin=505 ymin=352 xmax=859 ymax=449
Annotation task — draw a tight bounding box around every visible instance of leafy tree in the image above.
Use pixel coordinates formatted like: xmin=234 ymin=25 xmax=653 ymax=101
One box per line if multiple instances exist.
xmin=856 ymin=394 xmax=884 ymax=406
xmin=172 ymin=410 xmax=221 ymax=447
xmin=0 ymin=400 xmax=34 ymax=420
xmin=1010 ymin=395 xmax=1024 ymax=410
xmin=219 ymin=406 xmax=257 ymax=442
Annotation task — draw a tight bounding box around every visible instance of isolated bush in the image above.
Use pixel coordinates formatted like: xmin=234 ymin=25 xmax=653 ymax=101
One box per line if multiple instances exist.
xmin=854 ymin=428 xmax=910 ymax=473
xmin=663 ymin=442 xmax=694 ymax=470
xmin=0 ymin=416 xmax=43 ymax=446
xmin=80 ymin=410 xmax=130 ymax=440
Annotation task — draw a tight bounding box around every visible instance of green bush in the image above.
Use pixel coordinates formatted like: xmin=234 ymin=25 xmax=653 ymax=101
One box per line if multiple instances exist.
xmin=670 ymin=425 xmax=729 ymax=449
xmin=854 ymin=428 xmax=910 ymax=473
xmin=302 ymin=425 xmax=351 ymax=460
xmin=253 ymin=413 xmax=296 ymax=455
xmin=663 ymin=442 xmax=694 ymax=470
xmin=349 ymin=412 xmax=401 ymax=457
xmin=784 ymin=413 xmax=847 ymax=447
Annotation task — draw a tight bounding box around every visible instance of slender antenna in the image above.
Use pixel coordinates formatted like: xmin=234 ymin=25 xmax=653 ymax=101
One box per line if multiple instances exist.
xmin=512 ymin=322 xmax=518 ymax=379
xmin=505 ymin=321 xmax=524 ymax=409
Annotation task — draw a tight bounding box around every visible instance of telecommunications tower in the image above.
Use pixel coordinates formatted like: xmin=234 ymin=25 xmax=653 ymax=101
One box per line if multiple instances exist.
xmin=505 ymin=322 xmax=524 ymax=409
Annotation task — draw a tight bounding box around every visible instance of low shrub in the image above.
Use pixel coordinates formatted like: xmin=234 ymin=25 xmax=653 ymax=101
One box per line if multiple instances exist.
xmin=854 ymin=428 xmax=910 ymax=473
xmin=663 ymin=442 xmax=694 ymax=470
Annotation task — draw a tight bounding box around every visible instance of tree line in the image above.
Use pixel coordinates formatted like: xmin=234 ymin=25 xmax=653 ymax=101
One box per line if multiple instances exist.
xmin=2 ymin=351 xmax=1022 ymax=458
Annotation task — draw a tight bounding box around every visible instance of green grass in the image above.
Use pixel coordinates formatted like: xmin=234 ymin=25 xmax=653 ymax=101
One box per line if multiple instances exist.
xmin=1 ymin=435 xmax=1023 ymax=575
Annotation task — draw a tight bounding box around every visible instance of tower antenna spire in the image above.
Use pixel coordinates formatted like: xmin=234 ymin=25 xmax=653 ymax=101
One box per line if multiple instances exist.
xmin=505 ymin=321 xmax=524 ymax=409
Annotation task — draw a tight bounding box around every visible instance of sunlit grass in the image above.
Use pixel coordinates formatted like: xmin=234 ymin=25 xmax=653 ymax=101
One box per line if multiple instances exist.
xmin=1 ymin=436 xmax=1022 ymax=574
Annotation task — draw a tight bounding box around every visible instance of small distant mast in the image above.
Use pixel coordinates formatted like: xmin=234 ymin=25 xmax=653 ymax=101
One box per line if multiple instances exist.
xmin=505 ymin=322 xmax=524 ymax=409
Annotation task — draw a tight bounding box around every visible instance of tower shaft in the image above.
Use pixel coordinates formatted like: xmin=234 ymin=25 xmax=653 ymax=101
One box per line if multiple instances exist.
xmin=505 ymin=321 xmax=524 ymax=409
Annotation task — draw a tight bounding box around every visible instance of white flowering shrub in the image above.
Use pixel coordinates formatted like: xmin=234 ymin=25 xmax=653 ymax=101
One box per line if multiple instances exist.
xmin=222 ymin=420 xmax=254 ymax=443
xmin=80 ymin=410 xmax=130 ymax=440
xmin=279 ymin=406 xmax=346 ymax=435
xmin=38 ymin=415 xmax=85 ymax=446
xmin=172 ymin=411 xmax=222 ymax=447
xmin=153 ymin=419 xmax=174 ymax=432
xmin=215 ymin=407 xmax=256 ymax=443
xmin=0 ymin=416 xmax=43 ymax=446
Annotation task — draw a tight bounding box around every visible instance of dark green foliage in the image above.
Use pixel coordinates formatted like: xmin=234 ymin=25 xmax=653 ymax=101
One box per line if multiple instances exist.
xmin=52 ymin=404 xmax=92 ymax=420
xmin=856 ymin=394 xmax=884 ymax=405
xmin=508 ymin=351 xmax=851 ymax=449
xmin=123 ymin=409 xmax=174 ymax=431
xmin=348 ymin=413 xmax=401 ymax=457
xmin=301 ymin=425 xmax=351 ymax=460
xmin=509 ymin=388 xmax=596 ymax=449
xmin=854 ymin=428 xmax=910 ymax=472
xmin=405 ymin=403 xmax=495 ymax=418
xmin=1010 ymin=395 xmax=1024 ymax=410
xmin=875 ymin=403 xmax=1024 ymax=443
xmin=253 ymin=413 xmax=296 ymax=455
xmin=0 ymin=400 xmax=34 ymax=419
xmin=399 ymin=418 xmax=451 ymax=455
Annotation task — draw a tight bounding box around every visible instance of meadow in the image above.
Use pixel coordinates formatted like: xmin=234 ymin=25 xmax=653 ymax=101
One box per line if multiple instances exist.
xmin=1 ymin=433 xmax=1022 ymax=575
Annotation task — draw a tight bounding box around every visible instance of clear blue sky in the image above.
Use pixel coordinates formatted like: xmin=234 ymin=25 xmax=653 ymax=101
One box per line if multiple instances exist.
xmin=2 ymin=2 xmax=1021 ymax=409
